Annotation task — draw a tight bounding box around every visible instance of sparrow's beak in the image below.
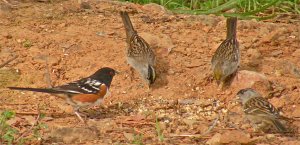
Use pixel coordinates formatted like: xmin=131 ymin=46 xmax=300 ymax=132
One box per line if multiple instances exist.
xmin=115 ymin=70 xmax=120 ymax=74
xmin=235 ymin=95 xmax=241 ymax=103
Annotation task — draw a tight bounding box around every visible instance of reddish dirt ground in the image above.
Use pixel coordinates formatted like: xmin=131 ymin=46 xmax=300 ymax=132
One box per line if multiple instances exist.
xmin=0 ymin=0 xmax=300 ymax=144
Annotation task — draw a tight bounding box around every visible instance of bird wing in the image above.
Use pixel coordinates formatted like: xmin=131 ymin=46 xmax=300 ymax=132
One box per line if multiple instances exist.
xmin=128 ymin=35 xmax=154 ymax=58
xmin=211 ymin=38 xmax=239 ymax=79
xmin=244 ymin=97 xmax=281 ymax=118
xmin=56 ymin=78 xmax=106 ymax=95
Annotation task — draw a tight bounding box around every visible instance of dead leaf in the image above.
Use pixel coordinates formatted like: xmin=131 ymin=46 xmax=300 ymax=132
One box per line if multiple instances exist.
xmin=6 ymin=116 xmax=21 ymax=126
xmin=23 ymin=115 xmax=36 ymax=125
xmin=183 ymin=119 xmax=196 ymax=126
xmin=123 ymin=132 xmax=134 ymax=141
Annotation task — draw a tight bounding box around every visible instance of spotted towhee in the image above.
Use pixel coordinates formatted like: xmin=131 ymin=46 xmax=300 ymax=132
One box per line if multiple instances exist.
xmin=8 ymin=67 xmax=117 ymax=122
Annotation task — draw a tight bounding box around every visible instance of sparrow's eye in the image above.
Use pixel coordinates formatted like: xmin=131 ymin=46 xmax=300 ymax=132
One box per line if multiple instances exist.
xmin=237 ymin=89 xmax=247 ymax=95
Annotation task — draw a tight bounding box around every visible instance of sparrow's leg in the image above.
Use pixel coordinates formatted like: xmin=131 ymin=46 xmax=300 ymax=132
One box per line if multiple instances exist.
xmin=146 ymin=84 xmax=151 ymax=96
xmin=130 ymin=67 xmax=135 ymax=82
xmin=236 ymin=67 xmax=239 ymax=81
xmin=147 ymin=84 xmax=150 ymax=91
xmin=250 ymin=119 xmax=270 ymax=133
xmin=218 ymin=81 xmax=224 ymax=91
xmin=257 ymin=121 xmax=272 ymax=132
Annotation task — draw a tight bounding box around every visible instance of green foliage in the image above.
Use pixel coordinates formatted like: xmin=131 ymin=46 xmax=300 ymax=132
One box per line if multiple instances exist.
xmin=121 ymin=0 xmax=300 ymax=20
xmin=155 ymin=117 xmax=164 ymax=142
xmin=28 ymin=113 xmax=47 ymax=142
xmin=132 ymin=134 xmax=143 ymax=145
xmin=0 ymin=111 xmax=47 ymax=145
xmin=0 ymin=110 xmax=17 ymax=145
xmin=23 ymin=40 xmax=32 ymax=48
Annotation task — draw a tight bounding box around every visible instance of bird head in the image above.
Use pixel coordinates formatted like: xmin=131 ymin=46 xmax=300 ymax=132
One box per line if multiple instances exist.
xmin=236 ymin=88 xmax=261 ymax=105
xmin=91 ymin=67 xmax=117 ymax=87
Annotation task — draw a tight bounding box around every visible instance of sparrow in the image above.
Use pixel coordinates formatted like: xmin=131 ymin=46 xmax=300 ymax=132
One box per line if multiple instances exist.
xmin=120 ymin=11 xmax=156 ymax=88
xmin=211 ymin=17 xmax=240 ymax=89
xmin=8 ymin=67 xmax=117 ymax=123
xmin=237 ymin=88 xmax=288 ymax=133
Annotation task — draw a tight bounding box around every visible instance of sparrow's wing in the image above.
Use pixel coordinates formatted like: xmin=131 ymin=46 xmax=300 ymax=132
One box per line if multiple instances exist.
xmin=244 ymin=97 xmax=280 ymax=118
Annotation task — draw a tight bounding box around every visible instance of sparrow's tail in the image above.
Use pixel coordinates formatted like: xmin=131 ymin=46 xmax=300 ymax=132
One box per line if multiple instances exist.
xmin=271 ymin=119 xmax=288 ymax=133
xmin=8 ymin=87 xmax=63 ymax=94
xmin=226 ymin=17 xmax=237 ymax=39
xmin=148 ymin=65 xmax=156 ymax=85
xmin=120 ymin=11 xmax=136 ymax=40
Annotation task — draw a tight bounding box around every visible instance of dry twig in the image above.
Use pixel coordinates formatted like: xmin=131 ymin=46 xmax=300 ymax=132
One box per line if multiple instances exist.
xmin=169 ymin=134 xmax=211 ymax=139
xmin=44 ymin=57 xmax=52 ymax=88
xmin=15 ymin=112 xmax=40 ymax=115
xmin=169 ymin=113 xmax=220 ymax=138
xmin=0 ymin=55 xmax=18 ymax=69
xmin=16 ymin=112 xmax=41 ymax=142
xmin=201 ymin=112 xmax=220 ymax=136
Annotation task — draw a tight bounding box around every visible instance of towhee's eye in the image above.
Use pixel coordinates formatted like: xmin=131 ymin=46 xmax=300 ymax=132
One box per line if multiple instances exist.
xmin=109 ymin=71 xmax=114 ymax=75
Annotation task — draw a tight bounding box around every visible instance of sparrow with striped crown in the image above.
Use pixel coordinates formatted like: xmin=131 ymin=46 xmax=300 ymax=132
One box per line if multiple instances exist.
xmin=237 ymin=88 xmax=289 ymax=133
xmin=120 ymin=11 xmax=156 ymax=88
xmin=211 ymin=17 xmax=240 ymax=90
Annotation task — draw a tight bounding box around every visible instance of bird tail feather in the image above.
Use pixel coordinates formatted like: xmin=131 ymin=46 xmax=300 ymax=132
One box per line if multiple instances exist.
xmin=226 ymin=17 xmax=237 ymax=39
xmin=8 ymin=87 xmax=63 ymax=94
xmin=271 ymin=119 xmax=287 ymax=133
xmin=120 ymin=11 xmax=136 ymax=40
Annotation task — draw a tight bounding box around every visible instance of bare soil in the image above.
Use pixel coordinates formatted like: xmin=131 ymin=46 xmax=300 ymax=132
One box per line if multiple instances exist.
xmin=0 ymin=0 xmax=300 ymax=144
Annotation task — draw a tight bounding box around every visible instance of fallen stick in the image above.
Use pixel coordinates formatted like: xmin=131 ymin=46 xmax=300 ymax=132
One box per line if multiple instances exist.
xmin=201 ymin=113 xmax=220 ymax=136
xmin=44 ymin=57 xmax=53 ymax=88
xmin=2 ymin=103 xmax=31 ymax=105
xmin=169 ymin=134 xmax=211 ymax=139
xmin=16 ymin=113 xmax=41 ymax=142
xmin=169 ymin=113 xmax=220 ymax=138
xmin=15 ymin=111 xmax=67 ymax=117
xmin=16 ymin=112 xmax=39 ymax=115
xmin=0 ymin=55 xmax=18 ymax=68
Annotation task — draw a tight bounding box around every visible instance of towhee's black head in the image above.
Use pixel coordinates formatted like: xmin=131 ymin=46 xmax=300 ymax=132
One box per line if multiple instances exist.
xmin=90 ymin=67 xmax=117 ymax=88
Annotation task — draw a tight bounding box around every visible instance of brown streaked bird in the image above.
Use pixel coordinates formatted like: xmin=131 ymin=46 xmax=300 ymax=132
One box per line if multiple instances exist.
xmin=8 ymin=67 xmax=117 ymax=123
xmin=120 ymin=11 xmax=156 ymax=88
xmin=211 ymin=17 xmax=240 ymax=89
xmin=237 ymin=88 xmax=288 ymax=133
